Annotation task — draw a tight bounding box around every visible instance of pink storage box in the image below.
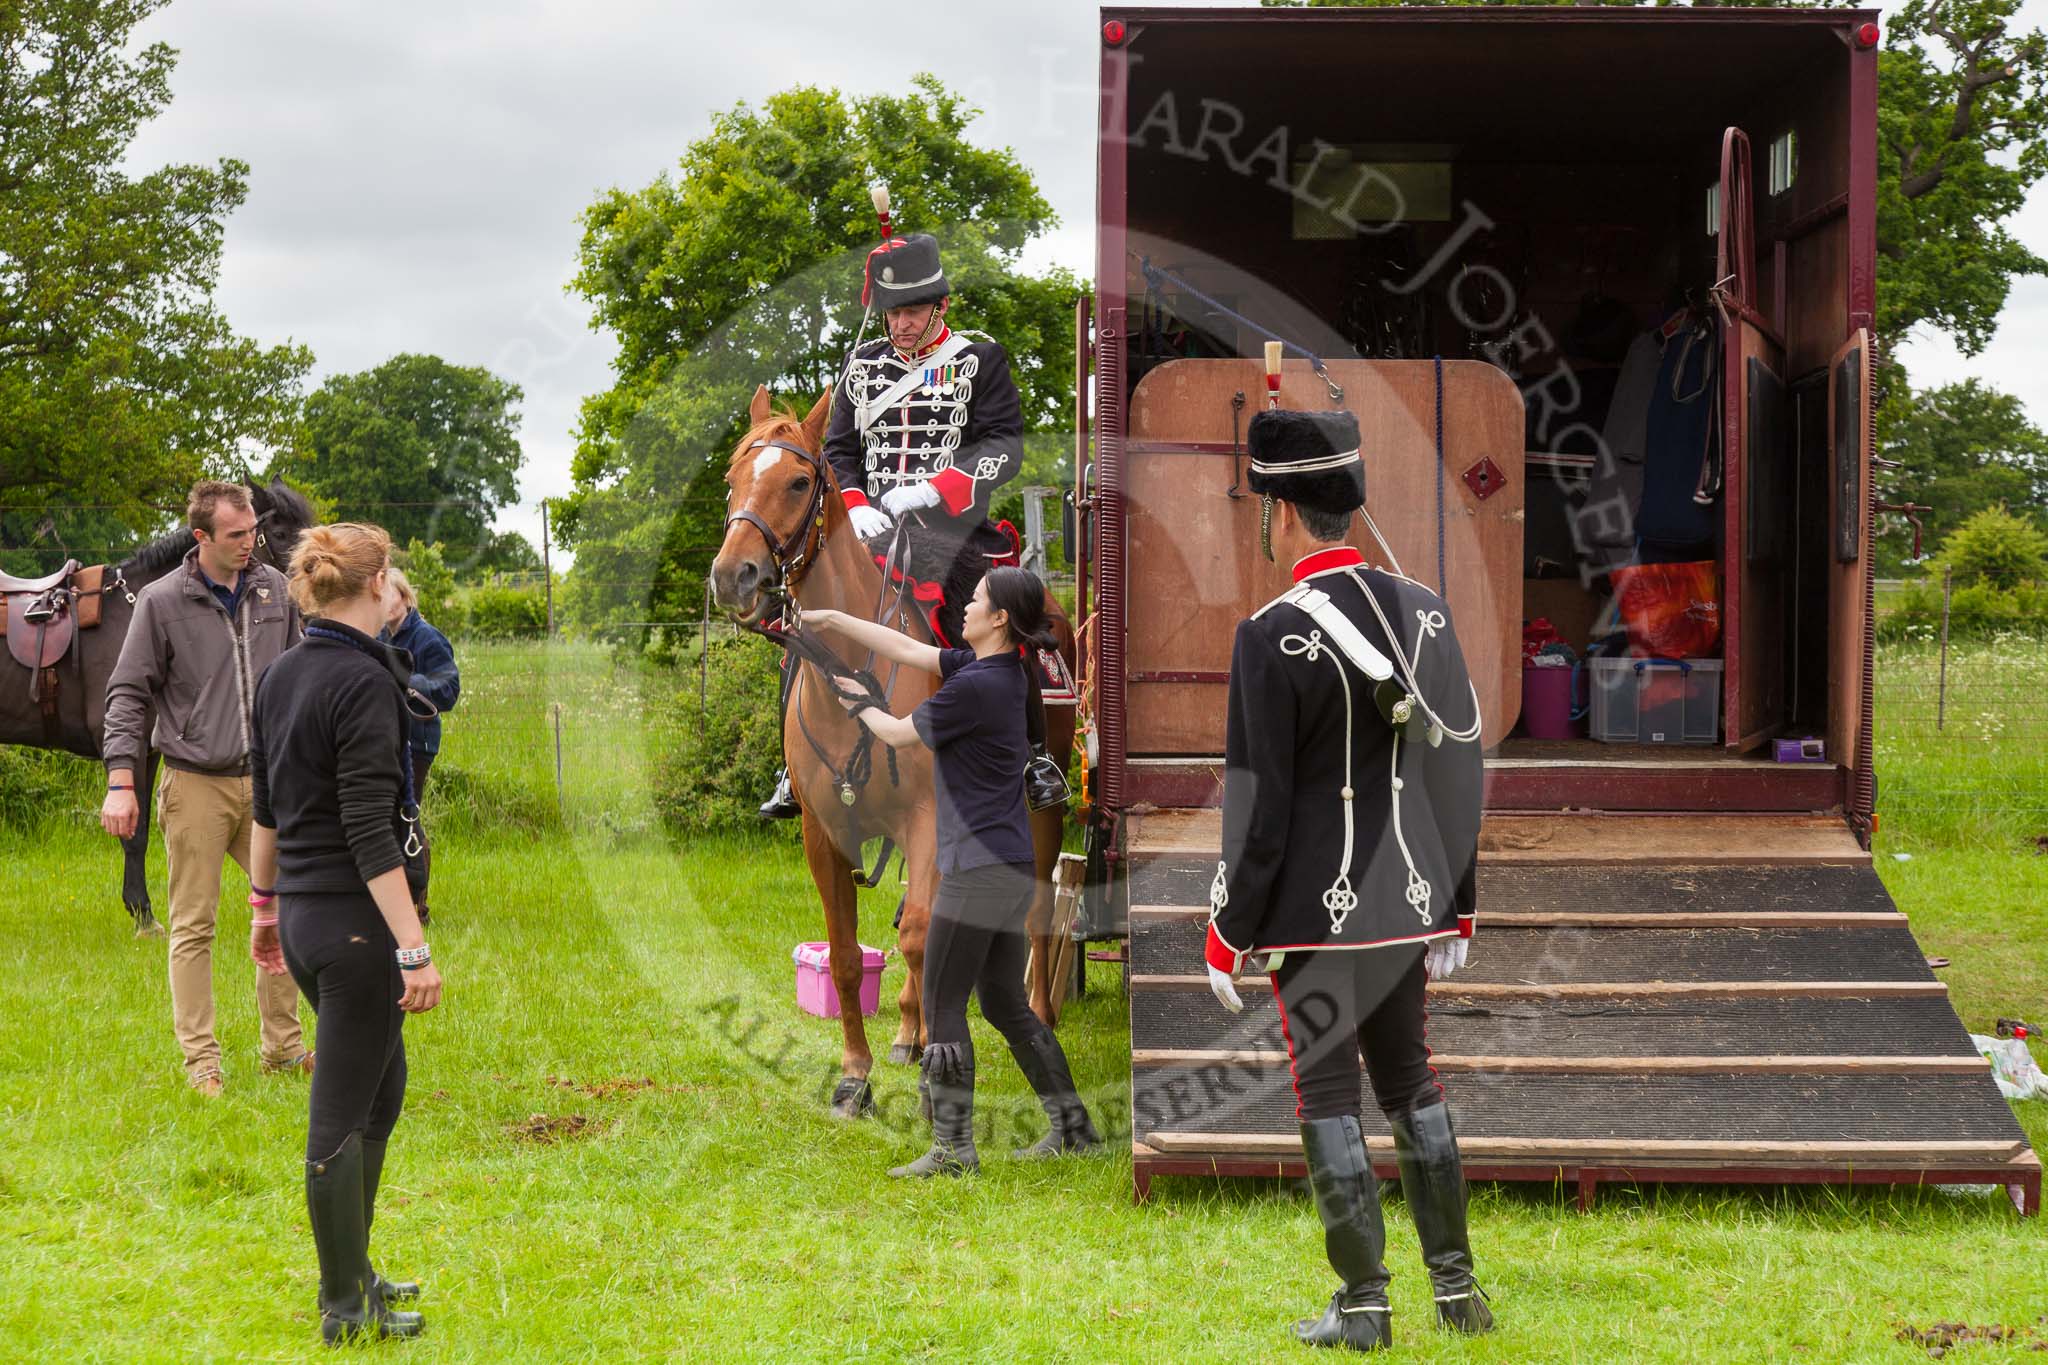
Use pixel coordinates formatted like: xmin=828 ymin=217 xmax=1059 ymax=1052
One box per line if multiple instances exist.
xmin=793 ymin=942 xmax=886 ymax=1019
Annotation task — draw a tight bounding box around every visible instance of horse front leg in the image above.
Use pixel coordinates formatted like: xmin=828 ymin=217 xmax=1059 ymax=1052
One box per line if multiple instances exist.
xmin=123 ymin=750 xmax=162 ymax=938
xmin=890 ymin=805 xmax=938 ymax=1065
xmin=1026 ymin=802 xmax=1065 ymax=1027
xmin=803 ymin=812 xmax=875 ymax=1119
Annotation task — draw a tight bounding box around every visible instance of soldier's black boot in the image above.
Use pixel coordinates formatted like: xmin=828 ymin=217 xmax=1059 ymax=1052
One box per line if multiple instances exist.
xmin=307 ymin=1133 xmax=423 ymax=1345
xmin=1293 ymin=1116 xmax=1392 ymax=1352
xmin=1022 ymin=666 xmax=1068 ymax=811
xmin=889 ymin=1044 xmax=979 ymax=1178
xmin=1008 ymin=1027 xmax=1101 ymax=1158
xmin=758 ymin=768 xmax=801 ymax=820
xmin=1391 ymin=1102 xmax=1493 ymax=1335
xmin=361 ymin=1138 xmax=421 ymax=1305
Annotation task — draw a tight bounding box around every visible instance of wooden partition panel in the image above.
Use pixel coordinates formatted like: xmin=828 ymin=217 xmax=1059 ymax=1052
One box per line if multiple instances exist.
xmin=1826 ymin=332 xmax=1871 ymax=773
xmin=1123 ymin=359 xmax=1525 ymax=753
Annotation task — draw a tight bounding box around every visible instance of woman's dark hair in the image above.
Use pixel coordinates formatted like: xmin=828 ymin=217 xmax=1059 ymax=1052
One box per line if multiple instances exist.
xmin=982 ymin=566 xmax=1059 ymax=652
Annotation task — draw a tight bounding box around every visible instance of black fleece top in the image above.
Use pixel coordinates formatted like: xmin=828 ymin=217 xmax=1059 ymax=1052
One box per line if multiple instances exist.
xmin=251 ymin=618 xmax=410 ymax=891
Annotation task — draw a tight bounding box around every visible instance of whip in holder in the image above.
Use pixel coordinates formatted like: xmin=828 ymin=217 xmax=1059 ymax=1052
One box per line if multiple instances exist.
xmin=1137 ymin=256 xmax=1346 ymax=404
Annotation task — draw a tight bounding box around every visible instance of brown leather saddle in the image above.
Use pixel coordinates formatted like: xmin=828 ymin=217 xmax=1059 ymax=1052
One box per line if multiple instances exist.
xmin=0 ymin=560 xmax=108 ymax=738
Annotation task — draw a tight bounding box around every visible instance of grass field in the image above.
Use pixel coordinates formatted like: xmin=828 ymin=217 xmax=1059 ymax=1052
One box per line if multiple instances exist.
xmin=2 ymin=639 xmax=2046 ymax=1362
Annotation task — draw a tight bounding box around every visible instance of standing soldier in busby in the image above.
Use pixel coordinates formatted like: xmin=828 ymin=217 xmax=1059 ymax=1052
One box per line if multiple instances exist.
xmin=1202 ymin=408 xmax=1493 ymax=1351
xmin=759 ymin=201 xmax=1067 ymax=819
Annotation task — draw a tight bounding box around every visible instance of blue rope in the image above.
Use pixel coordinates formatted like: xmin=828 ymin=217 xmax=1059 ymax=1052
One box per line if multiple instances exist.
xmin=1137 ymin=257 xmax=1345 ymax=402
xmin=1433 ymin=355 xmax=1446 ymax=595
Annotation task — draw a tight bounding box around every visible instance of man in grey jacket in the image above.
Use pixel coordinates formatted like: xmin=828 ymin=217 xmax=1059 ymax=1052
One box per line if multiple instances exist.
xmin=100 ymin=480 xmax=310 ymax=1095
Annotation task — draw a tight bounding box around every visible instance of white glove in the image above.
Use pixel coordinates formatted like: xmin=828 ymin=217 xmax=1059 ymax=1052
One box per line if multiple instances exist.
xmin=847 ymin=503 xmax=894 ymax=541
xmin=1207 ymin=964 xmax=1244 ymax=1014
xmin=1425 ymin=936 xmax=1469 ymax=983
xmin=879 ymin=480 xmax=944 ymax=518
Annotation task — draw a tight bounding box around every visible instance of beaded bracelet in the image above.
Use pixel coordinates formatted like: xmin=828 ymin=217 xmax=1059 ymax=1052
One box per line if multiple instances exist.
xmin=395 ymin=944 xmax=432 ymax=969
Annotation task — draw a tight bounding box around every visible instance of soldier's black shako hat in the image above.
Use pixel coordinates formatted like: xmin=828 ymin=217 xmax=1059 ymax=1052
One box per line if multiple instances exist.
xmin=862 ymin=233 xmax=950 ymax=310
xmin=1246 ymin=408 xmax=1365 ymax=514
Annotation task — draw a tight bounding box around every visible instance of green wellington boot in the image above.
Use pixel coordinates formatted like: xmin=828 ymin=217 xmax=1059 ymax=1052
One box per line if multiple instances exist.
xmin=1293 ymin=1116 xmax=1392 ymax=1352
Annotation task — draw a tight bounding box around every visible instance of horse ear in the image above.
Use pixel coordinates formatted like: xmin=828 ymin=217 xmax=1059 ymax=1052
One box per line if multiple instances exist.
xmin=800 ymin=390 xmax=831 ymax=451
xmin=749 ymin=385 xmax=774 ymax=425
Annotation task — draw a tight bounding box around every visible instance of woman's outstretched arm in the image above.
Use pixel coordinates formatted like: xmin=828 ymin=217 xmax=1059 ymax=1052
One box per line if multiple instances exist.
xmin=801 ymin=608 xmax=943 ymax=674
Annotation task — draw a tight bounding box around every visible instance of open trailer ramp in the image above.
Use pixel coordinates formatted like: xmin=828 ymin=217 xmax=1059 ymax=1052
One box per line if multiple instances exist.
xmin=1123 ymin=809 xmax=2040 ymax=1214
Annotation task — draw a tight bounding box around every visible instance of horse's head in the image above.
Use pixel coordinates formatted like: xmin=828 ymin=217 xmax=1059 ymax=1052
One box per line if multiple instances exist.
xmin=709 ymin=386 xmax=833 ymax=624
xmin=248 ymin=476 xmax=317 ymax=574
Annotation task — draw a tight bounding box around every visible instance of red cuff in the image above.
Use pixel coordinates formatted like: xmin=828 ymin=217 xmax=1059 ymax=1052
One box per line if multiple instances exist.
xmin=1457 ymin=914 xmax=1475 ymax=940
xmin=929 ymin=466 xmax=974 ymax=516
xmin=1205 ymin=922 xmax=1245 ymax=975
xmin=840 ymin=487 xmax=870 ymax=511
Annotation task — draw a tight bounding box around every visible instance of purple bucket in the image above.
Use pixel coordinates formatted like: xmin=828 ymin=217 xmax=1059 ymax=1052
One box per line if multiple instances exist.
xmin=1520 ymin=663 xmax=1577 ymax=740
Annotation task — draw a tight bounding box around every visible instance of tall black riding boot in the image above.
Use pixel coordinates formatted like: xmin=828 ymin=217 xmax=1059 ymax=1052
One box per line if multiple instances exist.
xmin=307 ymin=1133 xmax=423 ymax=1345
xmin=889 ymin=1044 xmax=979 ymax=1178
xmin=758 ymin=657 xmax=800 ymax=819
xmin=361 ymin=1138 xmax=421 ymax=1304
xmin=1008 ymin=1027 xmax=1101 ymax=1158
xmin=1293 ymin=1116 xmax=1392 ymax=1352
xmin=1391 ymin=1102 xmax=1493 ymax=1334
xmin=1021 ymin=664 xmax=1068 ymax=812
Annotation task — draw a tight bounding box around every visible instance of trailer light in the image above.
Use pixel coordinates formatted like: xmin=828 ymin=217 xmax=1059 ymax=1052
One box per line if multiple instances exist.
xmin=1854 ymin=21 xmax=1880 ymax=48
xmin=1103 ymin=19 xmax=1126 ymax=46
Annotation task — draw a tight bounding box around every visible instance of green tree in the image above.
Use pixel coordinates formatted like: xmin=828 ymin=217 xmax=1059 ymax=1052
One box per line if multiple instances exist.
xmin=1940 ymin=503 xmax=2048 ymax=585
xmin=277 ymin=354 xmax=525 ymax=573
xmin=561 ymin=77 xmax=1079 ymax=634
xmin=1876 ymin=379 xmax=2048 ymax=571
xmin=0 ymin=0 xmax=311 ymax=536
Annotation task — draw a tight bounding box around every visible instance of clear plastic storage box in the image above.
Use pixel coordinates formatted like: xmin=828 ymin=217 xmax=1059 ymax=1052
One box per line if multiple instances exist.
xmin=1586 ymin=657 xmax=1723 ymax=745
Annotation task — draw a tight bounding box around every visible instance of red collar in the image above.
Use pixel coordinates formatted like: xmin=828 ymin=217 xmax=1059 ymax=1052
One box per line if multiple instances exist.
xmin=1291 ymin=546 xmax=1364 ymax=582
xmin=894 ymin=325 xmax=951 ymax=362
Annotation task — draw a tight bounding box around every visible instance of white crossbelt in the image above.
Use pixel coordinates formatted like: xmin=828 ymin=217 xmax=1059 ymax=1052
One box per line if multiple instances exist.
xmin=854 ymin=332 xmax=973 ymax=434
xmin=1284 ymin=585 xmax=1393 ymax=680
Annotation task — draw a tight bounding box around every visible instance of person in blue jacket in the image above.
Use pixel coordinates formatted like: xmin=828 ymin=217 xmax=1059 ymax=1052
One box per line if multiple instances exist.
xmin=380 ymin=569 xmax=459 ymax=923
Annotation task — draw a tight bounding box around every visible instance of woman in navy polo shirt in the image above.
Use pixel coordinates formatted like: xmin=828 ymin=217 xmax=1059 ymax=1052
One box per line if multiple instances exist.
xmin=806 ymin=567 xmax=1099 ymax=1178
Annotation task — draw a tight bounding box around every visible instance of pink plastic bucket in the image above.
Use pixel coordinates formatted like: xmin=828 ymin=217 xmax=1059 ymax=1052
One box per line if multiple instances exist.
xmin=1520 ymin=663 xmax=1578 ymax=740
xmin=793 ymin=942 xmax=886 ymax=1018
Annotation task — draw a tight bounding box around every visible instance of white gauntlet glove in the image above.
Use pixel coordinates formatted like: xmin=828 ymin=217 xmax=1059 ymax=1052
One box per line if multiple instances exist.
xmin=1207 ymin=964 xmax=1244 ymax=1014
xmin=879 ymin=480 xmax=944 ymax=518
xmin=1424 ymin=936 xmax=1469 ymax=983
xmin=847 ymin=503 xmax=894 ymax=541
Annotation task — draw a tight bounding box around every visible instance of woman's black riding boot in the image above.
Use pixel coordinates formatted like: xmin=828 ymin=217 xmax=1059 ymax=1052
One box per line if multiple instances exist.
xmin=307 ymin=1132 xmax=423 ymax=1345
xmin=1009 ymin=1028 xmax=1101 ymax=1158
xmin=1390 ymin=1102 xmax=1493 ymax=1335
xmin=890 ymin=1044 xmax=979 ymax=1178
xmin=361 ymin=1138 xmax=421 ymax=1304
xmin=1294 ymin=1116 xmax=1392 ymax=1352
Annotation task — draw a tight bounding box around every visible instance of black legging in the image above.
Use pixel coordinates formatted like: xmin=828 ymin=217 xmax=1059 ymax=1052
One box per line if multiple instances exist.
xmin=1271 ymin=945 xmax=1441 ymax=1123
xmin=922 ymin=861 xmax=1046 ymax=1062
xmin=280 ymin=890 xmax=408 ymax=1160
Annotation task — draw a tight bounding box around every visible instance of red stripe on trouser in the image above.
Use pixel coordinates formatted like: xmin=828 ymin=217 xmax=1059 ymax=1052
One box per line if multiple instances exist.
xmin=1416 ymin=958 xmax=1445 ymax=1105
xmin=1271 ymin=973 xmax=1307 ymax=1121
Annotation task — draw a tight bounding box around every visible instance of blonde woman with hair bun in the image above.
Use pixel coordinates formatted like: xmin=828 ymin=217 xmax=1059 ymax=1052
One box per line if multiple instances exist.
xmin=246 ymin=521 xmax=442 ymax=1345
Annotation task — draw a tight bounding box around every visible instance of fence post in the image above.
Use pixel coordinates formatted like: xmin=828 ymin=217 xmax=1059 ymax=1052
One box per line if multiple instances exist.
xmin=551 ymin=701 xmax=565 ymax=814
xmin=541 ymin=500 xmax=556 ymax=638
xmin=1937 ymin=564 xmax=1952 ymax=732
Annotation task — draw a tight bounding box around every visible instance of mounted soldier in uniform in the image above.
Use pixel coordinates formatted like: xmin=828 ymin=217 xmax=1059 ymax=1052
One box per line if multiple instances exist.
xmin=1201 ymin=408 xmax=1494 ymax=1353
xmin=760 ymin=222 xmax=1066 ymax=819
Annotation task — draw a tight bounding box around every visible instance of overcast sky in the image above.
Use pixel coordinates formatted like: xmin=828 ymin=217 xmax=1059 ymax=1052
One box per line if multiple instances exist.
xmin=122 ymin=0 xmax=2047 ymax=558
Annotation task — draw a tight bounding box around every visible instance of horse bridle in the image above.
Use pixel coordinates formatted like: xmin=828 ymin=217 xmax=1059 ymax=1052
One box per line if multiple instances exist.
xmin=251 ymin=506 xmax=291 ymax=574
xmin=725 ymin=437 xmax=830 ymax=601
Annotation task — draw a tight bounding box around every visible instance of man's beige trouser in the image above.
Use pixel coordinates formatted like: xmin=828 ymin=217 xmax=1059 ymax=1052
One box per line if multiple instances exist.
xmin=160 ymin=768 xmax=304 ymax=1081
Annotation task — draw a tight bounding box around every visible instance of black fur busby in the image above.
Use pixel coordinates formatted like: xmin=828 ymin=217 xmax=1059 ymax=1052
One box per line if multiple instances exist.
xmin=862 ymin=233 xmax=950 ymax=310
xmin=1246 ymin=408 xmax=1365 ymax=513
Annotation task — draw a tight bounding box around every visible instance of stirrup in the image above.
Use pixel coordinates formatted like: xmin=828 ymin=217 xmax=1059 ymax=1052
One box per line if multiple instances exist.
xmin=1024 ymin=748 xmax=1069 ymax=812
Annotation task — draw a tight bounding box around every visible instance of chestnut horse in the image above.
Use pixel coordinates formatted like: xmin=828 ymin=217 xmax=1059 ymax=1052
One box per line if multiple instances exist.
xmin=708 ymin=386 xmax=1077 ymax=1118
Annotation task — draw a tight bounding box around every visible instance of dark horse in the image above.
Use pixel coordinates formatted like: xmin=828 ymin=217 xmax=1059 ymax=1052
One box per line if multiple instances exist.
xmin=0 ymin=479 xmax=316 ymax=934
xmin=709 ymin=388 xmax=1079 ymax=1118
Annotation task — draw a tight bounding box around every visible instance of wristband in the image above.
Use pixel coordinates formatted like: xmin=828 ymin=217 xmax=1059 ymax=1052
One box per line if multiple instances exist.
xmin=107 ymin=784 xmax=134 ymax=792
xmin=248 ymin=892 xmax=275 ymax=909
xmin=400 ymin=959 xmax=432 ymax=972
xmin=251 ymin=916 xmax=277 ymax=928
xmin=395 ymin=944 xmax=431 ymax=968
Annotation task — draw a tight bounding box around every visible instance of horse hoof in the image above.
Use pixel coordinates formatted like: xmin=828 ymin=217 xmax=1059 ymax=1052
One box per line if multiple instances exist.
xmin=132 ymin=912 xmax=164 ymax=939
xmin=887 ymin=1044 xmax=922 ymax=1067
xmin=828 ymin=1077 xmax=876 ymax=1120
